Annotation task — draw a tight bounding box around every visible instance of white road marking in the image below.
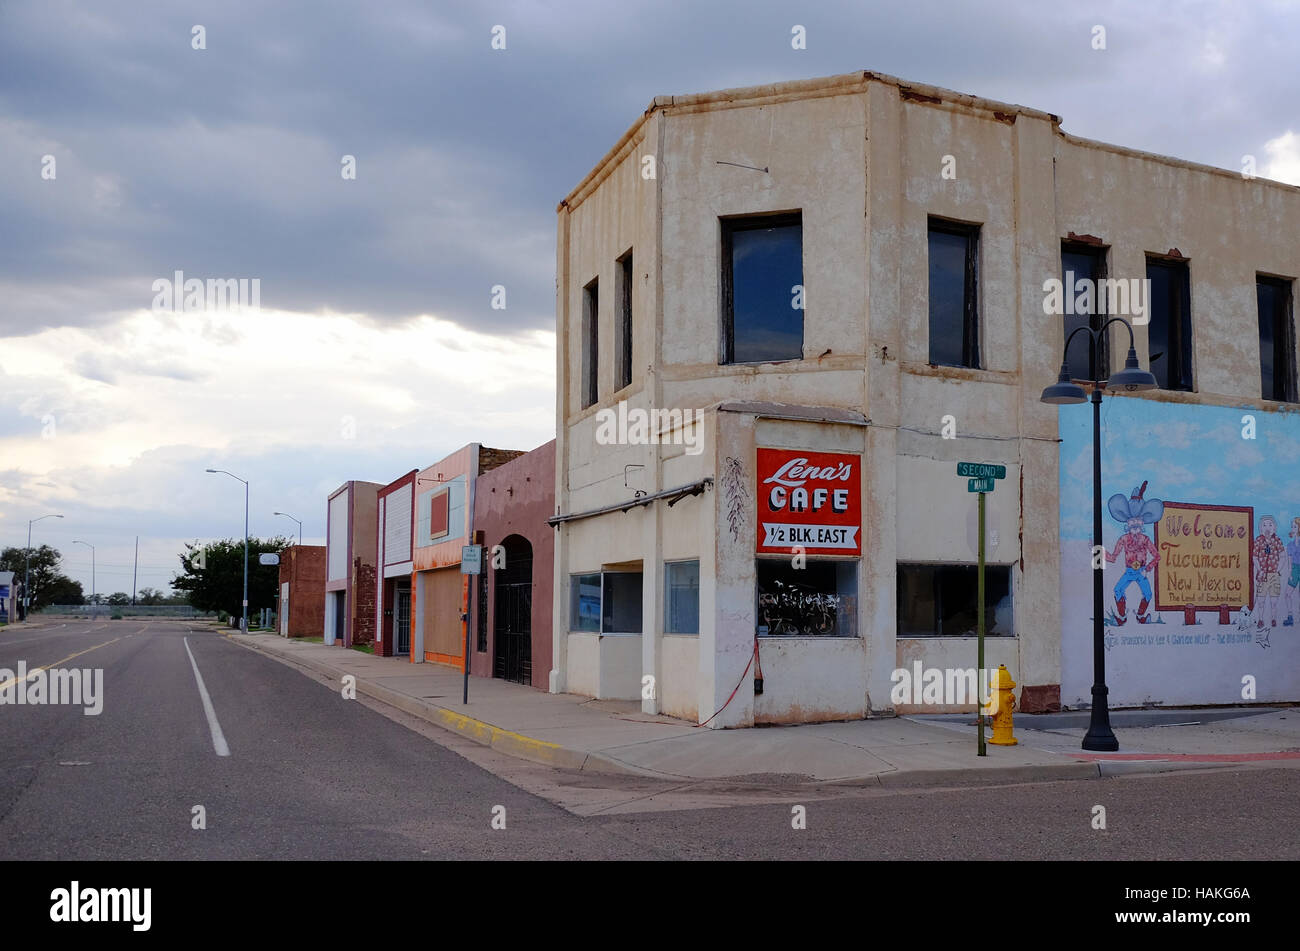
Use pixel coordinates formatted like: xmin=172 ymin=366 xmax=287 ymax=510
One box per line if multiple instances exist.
xmin=183 ymin=636 xmax=230 ymax=757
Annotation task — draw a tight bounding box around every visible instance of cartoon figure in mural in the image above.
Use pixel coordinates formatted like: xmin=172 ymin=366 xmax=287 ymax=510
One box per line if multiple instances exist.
xmin=1105 ymin=481 xmax=1164 ymax=625
xmin=1252 ymin=515 xmax=1287 ymax=631
xmin=1284 ymin=517 xmax=1300 ymax=626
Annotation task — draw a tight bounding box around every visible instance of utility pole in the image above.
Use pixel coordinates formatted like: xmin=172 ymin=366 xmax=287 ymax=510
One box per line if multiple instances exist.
xmin=273 ymin=511 xmax=303 ymax=546
xmin=73 ymin=540 xmax=95 ymax=615
xmin=132 ymin=535 xmax=139 ymax=605
xmin=207 ymin=469 xmax=250 ymax=633
xmin=24 ymin=513 xmax=64 ymax=621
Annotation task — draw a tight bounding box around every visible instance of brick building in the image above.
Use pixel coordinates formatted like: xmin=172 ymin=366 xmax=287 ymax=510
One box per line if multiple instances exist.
xmin=276 ymin=545 xmax=326 ymax=637
xmin=325 ymin=480 xmax=381 ymax=648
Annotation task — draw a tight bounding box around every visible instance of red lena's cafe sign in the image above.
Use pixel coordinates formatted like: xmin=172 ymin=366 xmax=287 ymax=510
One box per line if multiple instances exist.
xmin=756 ymin=448 xmax=862 ymax=555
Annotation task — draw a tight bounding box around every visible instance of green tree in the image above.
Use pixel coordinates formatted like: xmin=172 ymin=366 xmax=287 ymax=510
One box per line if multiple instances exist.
xmin=137 ymin=587 xmax=165 ymax=606
xmin=106 ymin=592 xmax=130 ymax=606
xmin=0 ymin=545 xmax=80 ymax=610
xmin=43 ymin=575 xmax=85 ymax=606
xmin=172 ymin=537 xmax=289 ymax=619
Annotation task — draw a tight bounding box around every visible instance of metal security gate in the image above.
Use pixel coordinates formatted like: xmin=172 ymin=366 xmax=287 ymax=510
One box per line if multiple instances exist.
xmin=396 ymin=588 xmax=411 ymax=655
xmin=493 ymin=538 xmax=532 ymax=685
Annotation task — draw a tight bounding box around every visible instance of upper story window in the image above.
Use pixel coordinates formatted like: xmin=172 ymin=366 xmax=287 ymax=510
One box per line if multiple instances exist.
xmin=721 ymin=213 xmax=803 ymax=364
xmin=1146 ymin=256 xmax=1194 ymax=391
xmin=1061 ymin=242 xmax=1110 ymax=382
xmin=581 ymin=277 xmax=599 ymax=409
xmin=616 ymin=249 xmax=634 ymax=391
xmin=927 ymin=217 xmax=981 ymax=369
xmin=1257 ymin=275 xmax=1296 ymax=402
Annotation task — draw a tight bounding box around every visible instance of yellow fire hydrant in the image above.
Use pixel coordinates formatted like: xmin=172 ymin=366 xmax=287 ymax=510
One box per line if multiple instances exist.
xmin=986 ymin=665 xmax=1018 ymax=746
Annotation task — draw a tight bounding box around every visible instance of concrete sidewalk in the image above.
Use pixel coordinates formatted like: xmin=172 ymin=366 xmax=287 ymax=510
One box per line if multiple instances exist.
xmin=230 ymin=631 xmax=1300 ymax=786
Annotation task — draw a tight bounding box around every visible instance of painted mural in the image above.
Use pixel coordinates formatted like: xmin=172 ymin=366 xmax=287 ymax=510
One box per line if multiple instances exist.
xmin=1059 ymin=397 xmax=1300 ymax=707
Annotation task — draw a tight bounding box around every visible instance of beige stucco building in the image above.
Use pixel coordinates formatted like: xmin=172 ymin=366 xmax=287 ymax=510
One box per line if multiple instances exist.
xmin=551 ymin=70 xmax=1300 ymax=727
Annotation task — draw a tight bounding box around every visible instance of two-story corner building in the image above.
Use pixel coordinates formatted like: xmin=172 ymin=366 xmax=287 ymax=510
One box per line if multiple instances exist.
xmin=551 ymin=70 xmax=1300 ymax=728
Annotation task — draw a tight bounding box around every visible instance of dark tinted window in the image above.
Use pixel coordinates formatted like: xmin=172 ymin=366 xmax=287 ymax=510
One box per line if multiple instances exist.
xmin=1061 ymin=245 xmax=1109 ymax=381
xmin=723 ymin=214 xmax=803 ymax=363
xmin=601 ymin=572 xmax=642 ymax=633
xmin=617 ymin=251 xmax=633 ymax=391
xmin=1146 ymin=258 xmax=1193 ymax=391
xmin=897 ymin=563 xmax=1013 ymax=636
xmin=581 ymin=278 xmax=598 ymax=408
xmin=1258 ymin=276 xmax=1296 ymax=402
xmin=928 ymin=220 xmax=980 ymax=368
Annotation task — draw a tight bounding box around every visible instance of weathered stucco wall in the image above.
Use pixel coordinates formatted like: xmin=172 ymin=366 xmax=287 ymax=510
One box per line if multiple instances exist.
xmin=554 ymin=70 xmax=1300 ymax=723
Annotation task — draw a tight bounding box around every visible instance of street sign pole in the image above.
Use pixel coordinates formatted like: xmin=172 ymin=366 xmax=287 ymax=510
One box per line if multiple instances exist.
xmin=956 ymin=462 xmax=1001 ymax=757
xmin=977 ymin=490 xmax=987 ymax=757
xmin=460 ymin=543 xmax=484 ymax=706
xmin=463 ymin=575 xmax=471 ymax=705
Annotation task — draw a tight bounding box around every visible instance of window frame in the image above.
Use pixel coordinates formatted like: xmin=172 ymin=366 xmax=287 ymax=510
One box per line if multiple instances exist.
xmin=1257 ymin=274 xmax=1297 ymax=403
xmin=581 ymin=276 xmax=599 ymax=410
xmin=754 ymin=555 xmax=859 ymax=638
xmin=1060 ymin=241 xmax=1111 ymax=382
xmin=720 ymin=211 xmax=804 ymax=366
xmin=616 ymin=249 xmax=634 ymax=392
xmin=927 ymin=217 xmax=981 ymax=369
xmin=664 ymin=559 xmax=700 ymax=635
xmin=895 ymin=562 xmax=1015 ymax=638
xmin=569 ymin=569 xmax=644 ymax=635
xmin=1145 ymin=255 xmax=1195 ymax=392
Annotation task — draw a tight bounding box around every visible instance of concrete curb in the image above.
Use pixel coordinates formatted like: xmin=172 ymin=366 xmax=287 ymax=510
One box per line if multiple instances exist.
xmin=870 ymin=762 xmax=1101 ymax=787
xmin=231 ymin=636 xmax=1264 ymax=787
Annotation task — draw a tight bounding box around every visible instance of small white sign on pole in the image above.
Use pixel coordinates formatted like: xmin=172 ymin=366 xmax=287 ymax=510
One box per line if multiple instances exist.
xmin=461 ymin=545 xmax=483 ymax=575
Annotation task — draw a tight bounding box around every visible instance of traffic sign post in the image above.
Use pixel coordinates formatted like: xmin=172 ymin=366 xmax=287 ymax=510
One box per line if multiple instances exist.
xmin=956 ymin=463 xmax=1002 ymax=756
xmin=977 ymin=490 xmax=986 ymax=757
xmin=460 ymin=545 xmax=484 ymax=705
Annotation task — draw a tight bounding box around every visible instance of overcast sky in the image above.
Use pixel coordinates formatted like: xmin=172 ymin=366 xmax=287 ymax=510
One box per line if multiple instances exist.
xmin=2 ymin=0 xmax=1298 ymax=597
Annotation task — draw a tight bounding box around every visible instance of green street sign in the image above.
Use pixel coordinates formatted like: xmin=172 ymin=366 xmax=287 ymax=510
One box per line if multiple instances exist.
xmin=968 ymin=477 xmax=995 ymax=493
xmin=957 ymin=462 xmax=1006 ymax=480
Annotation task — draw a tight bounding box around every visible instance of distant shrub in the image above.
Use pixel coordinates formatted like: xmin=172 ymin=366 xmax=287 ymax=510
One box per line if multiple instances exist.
xmin=110 ymin=613 xmax=123 ymax=620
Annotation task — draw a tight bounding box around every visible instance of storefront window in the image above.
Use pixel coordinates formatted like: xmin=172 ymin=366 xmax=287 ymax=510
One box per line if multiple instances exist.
xmin=569 ymin=571 xmax=644 ymax=634
xmin=602 ymin=572 xmax=643 ymax=633
xmin=570 ymin=573 xmax=601 ymax=632
xmin=755 ymin=558 xmax=858 ymax=637
xmin=896 ymin=563 xmax=1013 ymax=636
xmin=665 ymin=560 xmax=700 ymax=634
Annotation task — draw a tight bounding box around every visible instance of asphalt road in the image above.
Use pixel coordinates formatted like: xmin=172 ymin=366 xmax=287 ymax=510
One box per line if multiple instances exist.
xmin=1 ymin=618 xmax=1297 ymax=860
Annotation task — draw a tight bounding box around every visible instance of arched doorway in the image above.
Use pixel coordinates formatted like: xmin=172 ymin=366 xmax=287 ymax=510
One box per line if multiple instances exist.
xmin=493 ymin=535 xmax=533 ymax=684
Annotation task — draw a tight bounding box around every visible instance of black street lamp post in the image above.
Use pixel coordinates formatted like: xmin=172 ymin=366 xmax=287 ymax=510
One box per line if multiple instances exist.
xmin=1041 ymin=317 xmax=1157 ymax=752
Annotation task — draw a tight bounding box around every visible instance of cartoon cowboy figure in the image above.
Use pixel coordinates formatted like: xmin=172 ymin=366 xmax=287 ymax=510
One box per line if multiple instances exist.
xmin=1105 ymin=481 xmax=1164 ymax=625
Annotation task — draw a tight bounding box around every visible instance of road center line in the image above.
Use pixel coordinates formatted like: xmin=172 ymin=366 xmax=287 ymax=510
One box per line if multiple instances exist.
xmin=183 ymin=636 xmax=230 ymax=757
xmin=0 ymin=638 xmax=122 ymax=691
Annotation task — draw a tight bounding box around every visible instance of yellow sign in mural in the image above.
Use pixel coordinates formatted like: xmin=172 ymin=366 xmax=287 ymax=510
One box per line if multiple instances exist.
xmin=1155 ymin=503 xmax=1254 ymax=612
